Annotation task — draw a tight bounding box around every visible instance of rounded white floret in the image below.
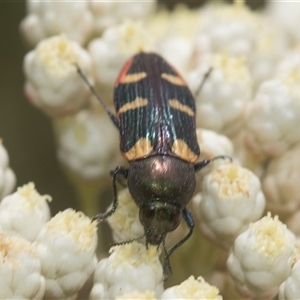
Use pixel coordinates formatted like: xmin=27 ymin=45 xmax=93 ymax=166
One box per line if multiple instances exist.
xmin=152 ymin=5 xmax=203 ymax=75
xmin=56 ymin=108 xmax=122 ymax=180
xmin=189 ymin=53 xmax=252 ymax=138
xmin=249 ymin=18 xmax=289 ymax=90
xmin=266 ymin=1 xmax=300 ymax=43
xmin=161 ymin=275 xmax=223 ymax=300
xmin=227 ymin=213 xmax=296 ymax=298
xmin=20 ymin=0 xmax=93 ymax=47
xmin=0 ymin=182 xmax=51 ymax=241
xmin=0 ymin=231 xmax=45 ymax=299
xmin=90 ymin=242 xmax=164 ymax=299
xmin=107 ymin=188 xmax=144 ymax=243
xmin=0 ymin=141 xmax=16 ymax=200
xmin=24 ymin=35 xmax=92 ymax=117
xmin=196 ymin=1 xmax=259 ymax=59
xmin=279 ymin=250 xmax=300 ymax=300
xmin=194 ymin=163 xmax=265 ymax=247
xmin=262 ymin=143 xmax=300 ymax=220
xmin=196 ymin=129 xmax=234 ymax=160
xmin=90 ymin=1 xmax=156 ymax=35
xmin=244 ymin=78 xmax=300 ymax=159
xmin=195 ymin=128 xmax=235 ymax=189
xmin=34 ymin=209 xmax=98 ymax=299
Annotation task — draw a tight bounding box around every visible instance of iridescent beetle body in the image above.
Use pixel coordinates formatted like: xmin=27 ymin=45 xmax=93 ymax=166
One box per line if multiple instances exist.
xmin=77 ymin=52 xmax=219 ymax=277
xmin=113 ymin=53 xmax=203 ymax=247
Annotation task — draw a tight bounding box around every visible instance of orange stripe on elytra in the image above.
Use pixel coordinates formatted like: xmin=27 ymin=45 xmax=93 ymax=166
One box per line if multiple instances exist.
xmin=124 ymin=138 xmax=153 ymax=160
xmin=119 ymin=72 xmax=147 ymax=84
xmin=161 ymin=73 xmax=186 ymax=86
xmin=117 ymin=97 xmax=148 ymax=115
xmin=172 ymin=139 xmax=199 ymax=163
xmin=168 ymin=99 xmax=195 ymax=116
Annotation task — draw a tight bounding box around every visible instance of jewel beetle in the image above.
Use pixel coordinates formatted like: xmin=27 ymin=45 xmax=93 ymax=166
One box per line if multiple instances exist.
xmin=77 ymin=52 xmax=227 ymax=277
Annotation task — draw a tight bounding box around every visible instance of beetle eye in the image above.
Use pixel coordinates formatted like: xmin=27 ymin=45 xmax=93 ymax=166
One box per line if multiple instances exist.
xmin=139 ymin=205 xmax=156 ymax=227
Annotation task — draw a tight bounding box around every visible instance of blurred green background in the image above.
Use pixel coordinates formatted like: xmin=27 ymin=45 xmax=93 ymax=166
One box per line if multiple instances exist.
xmin=0 ymin=0 xmax=265 ymax=216
xmin=0 ymin=1 xmax=78 ymax=212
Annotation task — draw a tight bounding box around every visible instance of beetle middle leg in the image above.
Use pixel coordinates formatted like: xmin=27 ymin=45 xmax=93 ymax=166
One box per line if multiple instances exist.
xmin=92 ymin=166 xmax=128 ymax=222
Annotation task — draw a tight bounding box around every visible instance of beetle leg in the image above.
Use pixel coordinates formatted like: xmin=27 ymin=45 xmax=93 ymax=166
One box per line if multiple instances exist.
xmin=212 ymin=155 xmax=232 ymax=162
xmin=194 ymin=159 xmax=211 ymax=172
xmin=194 ymin=155 xmax=232 ymax=173
xmin=91 ymin=166 xmax=128 ymax=222
xmin=163 ymin=207 xmax=194 ymax=280
xmin=109 ymin=169 xmax=128 ymax=187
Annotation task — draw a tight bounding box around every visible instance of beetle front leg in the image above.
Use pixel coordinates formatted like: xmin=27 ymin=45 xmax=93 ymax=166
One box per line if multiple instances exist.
xmin=163 ymin=207 xmax=195 ymax=280
xmin=194 ymin=155 xmax=232 ymax=173
xmin=92 ymin=166 xmax=128 ymax=222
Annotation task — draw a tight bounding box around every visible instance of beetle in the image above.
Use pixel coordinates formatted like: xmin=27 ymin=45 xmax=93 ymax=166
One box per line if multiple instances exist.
xmin=76 ymin=52 xmax=227 ymax=277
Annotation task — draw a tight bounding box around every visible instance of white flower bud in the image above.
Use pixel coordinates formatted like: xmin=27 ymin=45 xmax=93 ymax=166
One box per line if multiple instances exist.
xmin=161 ymin=276 xmax=223 ymax=300
xmin=189 ymin=54 xmax=252 ymax=137
xmin=262 ymin=143 xmax=300 ymax=220
xmin=227 ymin=213 xmax=296 ymax=298
xmin=244 ymin=79 xmax=300 ymax=159
xmin=250 ymin=19 xmax=289 ymax=90
xmin=196 ymin=128 xmax=234 ymax=160
xmin=88 ymin=20 xmax=155 ymax=102
xmin=194 ymin=163 xmax=265 ymax=247
xmin=195 ymin=128 xmax=235 ymax=190
xmin=90 ymin=242 xmax=164 ymax=300
xmin=34 ymin=209 xmax=98 ymax=299
xmin=279 ymin=249 xmax=300 ymax=300
xmin=90 ymin=1 xmax=156 ymax=36
xmin=56 ymin=108 xmax=122 ymax=180
xmin=0 ymin=141 xmax=16 ymax=200
xmin=107 ymin=188 xmax=143 ymax=244
xmin=24 ymin=35 xmax=92 ymax=117
xmin=0 ymin=182 xmax=51 ymax=241
xmin=197 ymin=1 xmax=259 ymax=59
xmin=267 ymin=1 xmax=300 ymax=43
xmin=148 ymin=4 xmax=202 ymax=45
xmin=157 ymin=35 xmax=193 ymax=76
xmin=20 ymin=0 xmax=93 ymax=47
xmin=275 ymin=46 xmax=300 ymax=83
xmin=0 ymin=231 xmax=45 ymax=299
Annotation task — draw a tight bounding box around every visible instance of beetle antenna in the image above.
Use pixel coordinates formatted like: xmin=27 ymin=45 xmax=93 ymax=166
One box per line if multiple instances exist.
xmin=194 ymin=67 xmax=213 ymax=97
xmin=74 ymin=63 xmax=119 ymax=128
xmin=110 ymin=233 xmax=146 ymax=248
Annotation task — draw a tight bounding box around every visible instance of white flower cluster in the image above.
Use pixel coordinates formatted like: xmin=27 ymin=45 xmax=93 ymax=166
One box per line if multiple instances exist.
xmin=17 ymin=0 xmax=300 ymax=299
xmin=0 ymin=141 xmax=16 ymax=200
xmin=0 ymin=183 xmax=97 ymax=299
